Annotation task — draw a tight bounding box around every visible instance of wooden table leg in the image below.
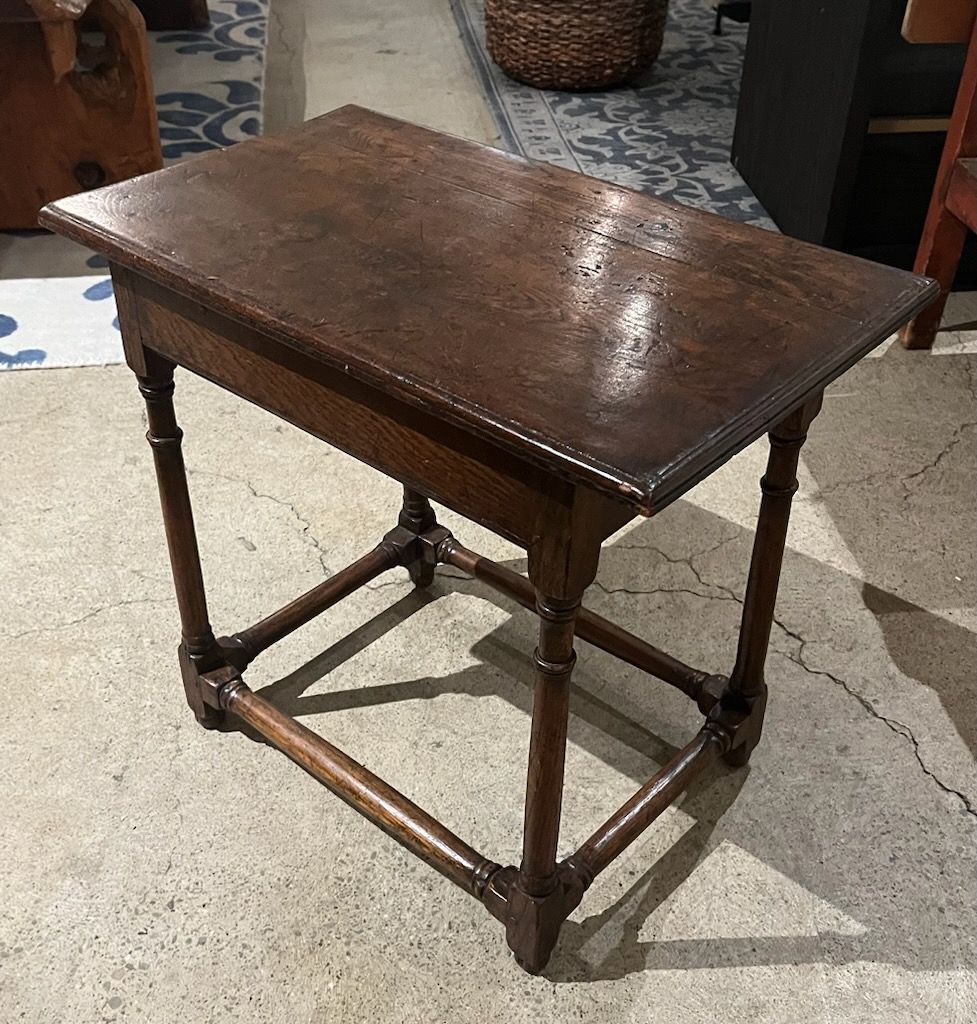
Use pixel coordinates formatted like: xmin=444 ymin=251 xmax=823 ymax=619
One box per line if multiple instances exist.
xmin=499 ymin=505 xmax=604 ymax=974
xmin=398 ymin=486 xmax=438 ymax=587
xmin=519 ymin=593 xmax=579 ymax=895
xmin=504 ymin=589 xmax=581 ymax=973
xmin=900 ymin=23 xmax=976 ymax=350
xmin=724 ymin=395 xmax=823 ymax=765
xmin=136 ymin=351 xmax=224 ymax=728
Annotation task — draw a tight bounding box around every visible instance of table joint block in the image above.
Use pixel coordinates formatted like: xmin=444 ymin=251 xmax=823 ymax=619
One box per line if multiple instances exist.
xmin=178 ymin=641 xmax=244 ymax=729
xmin=480 ymin=862 xmax=589 ymax=974
xmin=197 ymin=662 xmax=245 ymax=711
xmin=697 ymin=674 xmax=768 ymax=766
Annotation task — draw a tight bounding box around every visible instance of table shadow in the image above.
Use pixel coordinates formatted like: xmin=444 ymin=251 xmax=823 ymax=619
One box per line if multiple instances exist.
xmin=229 ymin=502 xmax=975 ymax=979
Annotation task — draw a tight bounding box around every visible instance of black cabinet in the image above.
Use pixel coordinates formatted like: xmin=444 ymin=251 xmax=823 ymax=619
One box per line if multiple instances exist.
xmin=731 ymin=0 xmax=973 ymax=277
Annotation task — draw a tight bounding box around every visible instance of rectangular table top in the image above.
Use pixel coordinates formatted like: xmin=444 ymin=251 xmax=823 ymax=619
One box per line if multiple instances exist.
xmin=41 ymin=105 xmax=936 ymax=514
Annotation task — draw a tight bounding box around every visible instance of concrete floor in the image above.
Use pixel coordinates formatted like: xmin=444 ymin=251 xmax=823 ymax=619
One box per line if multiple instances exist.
xmin=2 ymin=1 xmax=976 ymax=1020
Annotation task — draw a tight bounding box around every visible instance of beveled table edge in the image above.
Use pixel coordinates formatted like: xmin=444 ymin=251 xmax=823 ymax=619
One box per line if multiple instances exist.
xmin=38 ymin=115 xmax=940 ymax=516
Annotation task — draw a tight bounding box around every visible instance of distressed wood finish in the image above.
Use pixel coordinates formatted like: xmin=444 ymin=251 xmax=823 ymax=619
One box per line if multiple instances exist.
xmin=107 ymin=266 xmax=633 ymax=549
xmin=40 ymin=105 xmax=935 ymax=975
xmin=40 ymin=106 xmax=936 ymax=515
xmin=0 ymin=0 xmax=161 ymax=229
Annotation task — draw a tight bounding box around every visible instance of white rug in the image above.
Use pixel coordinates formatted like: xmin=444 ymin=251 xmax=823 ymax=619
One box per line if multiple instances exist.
xmin=0 ymin=0 xmax=267 ymax=370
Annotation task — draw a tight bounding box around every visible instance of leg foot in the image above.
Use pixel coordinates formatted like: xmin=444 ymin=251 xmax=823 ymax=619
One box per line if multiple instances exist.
xmin=721 ymin=683 xmax=767 ymax=767
xmin=179 ymin=643 xmax=227 ymax=729
xmin=408 ymin=559 xmax=436 ymax=589
xmin=504 ymin=863 xmax=586 ymax=974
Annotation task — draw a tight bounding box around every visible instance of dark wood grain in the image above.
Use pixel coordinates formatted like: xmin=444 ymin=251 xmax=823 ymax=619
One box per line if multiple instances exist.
xmin=136 ymin=350 xmax=224 ymax=727
xmin=40 ymin=105 xmax=941 ymax=976
xmin=574 ymin=729 xmax=724 ymax=878
xmin=518 ymin=593 xmax=579 ymax=899
xmin=730 ymin=398 xmax=822 ymax=698
xmin=231 ymin=544 xmax=397 ymax=663
xmin=111 ymin=265 xmax=634 ymax=549
xmin=724 ymin=398 xmax=822 ymax=765
xmin=224 ymin=682 xmax=500 ymax=897
xmin=40 ymin=105 xmax=935 ymax=514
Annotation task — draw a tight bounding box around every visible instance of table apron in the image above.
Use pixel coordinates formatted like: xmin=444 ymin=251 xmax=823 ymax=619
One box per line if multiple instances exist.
xmin=113 ymin=268 xmax=635 ymax=549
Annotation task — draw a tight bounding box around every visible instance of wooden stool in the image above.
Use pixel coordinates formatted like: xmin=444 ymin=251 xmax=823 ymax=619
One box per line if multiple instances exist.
xmin=0 ymin=0 xmax=162 ymax=230
xmin=41 ymin=107 xmax=936 ymax=974
xmin=899 ymin=6 xmax=976 ymax=350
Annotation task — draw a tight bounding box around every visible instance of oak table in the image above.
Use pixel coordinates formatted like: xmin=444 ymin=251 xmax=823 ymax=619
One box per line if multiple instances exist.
xmin=41 ymin=106 xmax=936 ymax=975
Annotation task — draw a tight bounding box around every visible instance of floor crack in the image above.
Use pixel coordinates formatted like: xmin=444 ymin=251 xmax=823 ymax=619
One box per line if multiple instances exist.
xmin=269 ymin=0 xmax=299 ymax=61
xmin=623 ymin=556 xmax=977 ymax=823
xmin=602 ymin=541 xmax=744 ymax=605
xmin=365 ymin=575 xmax=410 ymax=591
xmin=963 ymin=357 xmax=977 ymax=404
xmin=3 ymin=597 xmax=172 ymax=641
xmin=783 ymin=640 xmax=977 ymax=822
xmin=614 ymin=531 xmax=739 ymax=566
xmin=189 ymin=468 xmax=332 ymax=575
xmin=900 ymin=420 xmax=977 ymax=502
xmin=590 ymin=578 xmax=739 ymax=603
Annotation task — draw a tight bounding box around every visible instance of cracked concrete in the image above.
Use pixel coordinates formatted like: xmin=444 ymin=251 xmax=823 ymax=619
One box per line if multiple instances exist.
xmin=189 ymin=467 xmax=336 ymax=576
xmin=594 ymin=540 xmax=977 ymax=823
xmin=2 ymin=348 xmax=973 ymax=1023
xmin=2 ymin=1 xmax=975 ymax=1019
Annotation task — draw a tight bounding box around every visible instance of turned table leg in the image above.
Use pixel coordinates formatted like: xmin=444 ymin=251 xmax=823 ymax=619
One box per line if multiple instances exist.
xmin=503 ymin=589 xmax=583 ymax=973
xmin=725 ymin=395 xmax=823 ymax=765
xmin=398 ymin=486 xmax=438 ymax=587
xmin=136 ymin=353 xmax=224 ymax=727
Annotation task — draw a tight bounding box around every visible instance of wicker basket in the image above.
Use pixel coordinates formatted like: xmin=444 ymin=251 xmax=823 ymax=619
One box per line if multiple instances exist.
xmin=485 ymin=0 xmax=669 ymax=91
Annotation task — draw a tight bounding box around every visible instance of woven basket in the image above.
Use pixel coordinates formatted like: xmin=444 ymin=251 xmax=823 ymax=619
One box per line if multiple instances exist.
xmin=485 ymin=0 xmax=669 ymax=91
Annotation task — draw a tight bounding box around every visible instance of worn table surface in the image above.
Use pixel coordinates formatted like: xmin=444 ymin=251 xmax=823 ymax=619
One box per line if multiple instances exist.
xmin=40 ymin=105 xmax=936 ymax=513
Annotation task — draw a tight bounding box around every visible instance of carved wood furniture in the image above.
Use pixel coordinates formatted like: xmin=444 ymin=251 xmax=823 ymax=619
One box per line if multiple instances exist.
xmin=40 ymin=106 xmax=936 ymax=975
xmin=0 ymin=0 xmax=162 ymax=230
xmin=900 ymin=12 xmax=976 ymax=349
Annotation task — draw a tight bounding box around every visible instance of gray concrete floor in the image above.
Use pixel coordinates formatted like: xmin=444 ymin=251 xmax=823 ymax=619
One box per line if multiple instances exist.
xmin=2 ymin=1 xmax=976 ymax=1020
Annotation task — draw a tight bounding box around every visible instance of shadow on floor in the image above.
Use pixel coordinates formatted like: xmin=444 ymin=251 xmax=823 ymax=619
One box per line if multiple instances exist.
xmin=230 ymin=489 xmax=975 ymax=980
